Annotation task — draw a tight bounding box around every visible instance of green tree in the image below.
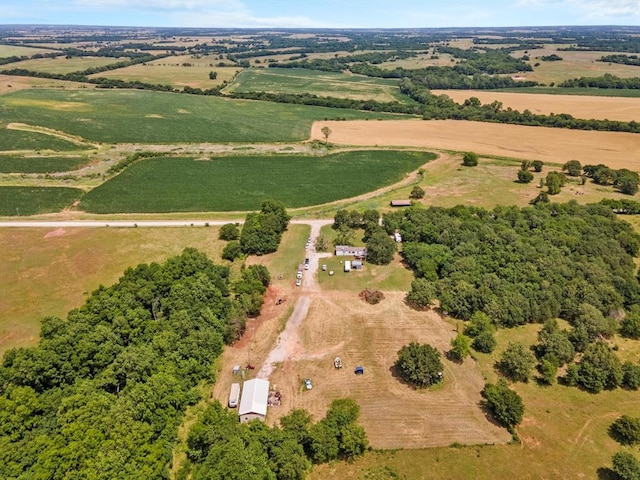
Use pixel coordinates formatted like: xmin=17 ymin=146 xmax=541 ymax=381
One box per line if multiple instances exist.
xmin=618 ymin=173 xmax=639 ymax=195
xmin=208 ymin=71 xmax=217 ymax=80
xmin=366 ymin=230 xmax=396 ymax=265
xmin=497 ymin=342 xmax=536 ymax=383
xmin=621 ymin=310 xmax=640 ymax=339
xmin=546 ymin=171 xmax=566 ymax=195
xmin=462 ymin=151 xmax=479 ymax=167
xmin=482 ymin=379 xmax=524 ymax=430
xmin=362 ymin=209 xmax=380 ymax=227
xmin=464 ymin=311 xmax=494 ymax=337
xmin=517 ymin=170 xmax=534 ymax=183
xmin=472 ymin=331 xmax=497 ymax=353
xmin=612 ymin=451 xmax=640 ymax=480
xmin=450 ymin=333 xmax=471 ymax=361
xmin=532 ymin=160 xmax=544 ymax=172
xmin=563 ymin=160 xmax=582 ymax=176
xmin=609 ymin=415 xmax=640 ymax=446
xmin=219 ymin=223 xmax=240 ymax=241
xmin=622 ymin=362 xmax=640 ymax=390
xmin=576 ymin=341 xmax=623 ymax=393
xmin=222 ymin=241 xmax=243 ymax=261
xmin=410 ymin=185 xmax=425 ymax=199
xmin=394 ymin=342 xmax=444 ymax=388
xmin=405 ymin=278 xmax=437 ymax=310
xmin=321 ymin=126 xmax=332 ymax=145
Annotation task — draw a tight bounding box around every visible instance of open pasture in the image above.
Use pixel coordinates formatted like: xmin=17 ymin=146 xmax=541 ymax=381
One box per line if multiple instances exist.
xmin=379 ymin=52 xmax=458 ymax=69
xmin=0 ymin=154 xmax=88 ymax=173
xmin=0 ymin=186 xmax=82 ymax=216
xmin=311 ymin=119 xmax=640 ymax=170
xmin=224 ymin=67 xmax=410 ymax=103
xmin=0 ymin=125 xmax=86 ymax=151
xmin=510 ymin=45 xmax=640 ymax=84
xmin=5 ymin=56 xmax=127 ymax=74
xmin=0 ymin=89 xmax=408 ymax=143
xmin=432 ymin=89 xmax=640 ymax=121
xmin=0 ymin=226 xmax=228 ymax=357
xmin=90 ymin=60 xmax=241 ymax=88
xmin=0 ymin=45 xmax=59 ymax=57
xmin=80 ymin=150 xmax=434 ymax=213
xmin=0 ymin=74 xmax=91 ymax=93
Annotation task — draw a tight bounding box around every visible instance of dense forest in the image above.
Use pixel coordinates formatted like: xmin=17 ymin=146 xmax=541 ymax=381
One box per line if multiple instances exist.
xmin=0 ymin=249 xmax=271 ymax=479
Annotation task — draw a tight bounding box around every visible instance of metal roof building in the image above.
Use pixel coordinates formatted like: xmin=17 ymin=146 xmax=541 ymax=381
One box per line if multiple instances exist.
xmin=238 ymin=378 xmax=269 ymax=423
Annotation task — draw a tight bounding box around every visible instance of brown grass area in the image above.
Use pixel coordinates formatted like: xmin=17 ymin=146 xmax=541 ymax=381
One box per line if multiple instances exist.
xmin=0 ymin=75 xmax=91 ymax=93
xmin=432 ymin=90 xmax=640 ymax=122
xmin=0 ymin=227 xmax=225 ymax=357
xmin=311 ymin=120 xmax=640 ymax=169
xmin=217 ymin=290 xmax=510 ymax=449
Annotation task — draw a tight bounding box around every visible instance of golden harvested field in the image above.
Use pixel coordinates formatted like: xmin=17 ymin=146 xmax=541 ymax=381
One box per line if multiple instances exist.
xmin=215 ymin=291 xmax=510 ymax=449
xmin=8 ymin=56 xmax=127 ymax=74
xmin=311 ymin=119 xmax=640 ymax=169
xmin=432 ymin=90 xmax=640 ymax=121
xmin=0 ymin=45 xmax=59 ymax=56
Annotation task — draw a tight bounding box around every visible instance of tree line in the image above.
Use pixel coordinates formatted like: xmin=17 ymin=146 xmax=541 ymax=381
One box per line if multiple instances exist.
xmin=0 ymin=248 xmax=271 ymax=479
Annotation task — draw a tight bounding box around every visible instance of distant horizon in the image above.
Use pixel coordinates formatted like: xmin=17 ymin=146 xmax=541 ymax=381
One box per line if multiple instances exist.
xmin=1 ymin=1 xmax=639 ymax=30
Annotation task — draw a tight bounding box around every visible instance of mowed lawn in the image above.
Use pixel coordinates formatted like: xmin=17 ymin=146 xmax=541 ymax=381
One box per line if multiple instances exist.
xmin=225 ymin=68 xmax=412 ymax=103
xmin=0 ymin=89 xmax=410 ymax=144
xmin=0 ymin=155 xmax=88 ymax=173
xmin=0 ymin=186 xmax=83 ymax=216
xmin=81 ymin=151 xmax=434 ymax=213
xmin=0 ymin=126 xmax=85 ymax=151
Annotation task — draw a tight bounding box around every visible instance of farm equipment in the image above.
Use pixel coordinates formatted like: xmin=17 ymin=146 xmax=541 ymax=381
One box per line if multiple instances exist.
xmin=334 ymin=357 xmax=343 ymax=369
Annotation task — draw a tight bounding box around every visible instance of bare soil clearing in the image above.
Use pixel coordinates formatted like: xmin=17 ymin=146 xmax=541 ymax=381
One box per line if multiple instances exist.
xmin=432 ymin=90 xmax=640 ymax=122
xmin=311 ymin=120 xmax=640 ymax=170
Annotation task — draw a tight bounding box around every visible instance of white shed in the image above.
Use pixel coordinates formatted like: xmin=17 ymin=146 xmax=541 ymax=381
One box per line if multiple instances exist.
xmin=344 ymin=260 xmax=351 ymax=272
xmin=238 ymin=378 xmax=269 ymax=423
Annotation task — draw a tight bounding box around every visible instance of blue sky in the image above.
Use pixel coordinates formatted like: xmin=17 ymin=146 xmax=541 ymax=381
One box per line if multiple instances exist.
xmin=1 ymin=0 xmax=639 ymax=28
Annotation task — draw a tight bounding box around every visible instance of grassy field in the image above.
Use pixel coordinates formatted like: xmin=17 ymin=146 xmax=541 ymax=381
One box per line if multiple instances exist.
xmin=510 ymin=46 xmax=640 ymax=85
xmin=80 ymin=151 xmax=434 ymax=213
xmin=90 ymin=57 xmax=241 ymax=88
xmin=0 ymin=226 xmax=228 ymax=357
xmin=224 ymin=68 xmax=412 ymax=103
xmin=0 ymin=45 xmax=60 ymax=57
xmin=5 ymin=56 xmax=127 ymax=74
xmin=0 ymin=74 xmax=93 ymax=94
xmin=311 ymin=120 xmax=640 ymax=170
xmin=0 ymin=186 xmax=83 ymax=216
xmin=432 ymin=89 xmax=640 ymax=121
xmin=0 ymin=154 xmax=88 ymax=173
xmin=0 ymin=89 xmax=410 ymax=143
xmin=0 ymin=126 xmax=86 ymax=151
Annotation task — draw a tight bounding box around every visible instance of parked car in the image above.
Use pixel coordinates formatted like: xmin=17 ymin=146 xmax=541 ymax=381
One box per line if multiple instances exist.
xmin=354 ymin=366 xmax=364 ymax=375
xmin=304 ymin=378 xmax=313 ymax=390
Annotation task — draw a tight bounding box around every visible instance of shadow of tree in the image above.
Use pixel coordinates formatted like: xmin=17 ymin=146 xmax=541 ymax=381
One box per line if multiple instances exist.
xmin=596 ymin=467 xmax=617 ymax=480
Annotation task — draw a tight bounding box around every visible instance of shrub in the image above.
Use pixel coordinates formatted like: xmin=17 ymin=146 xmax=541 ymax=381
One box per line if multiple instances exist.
xmin=482 ymin=379 xmax=524 ymax=430
xmin=359 ymin=288 xmax=385 ymax=305
xmin=517 ymin=170 xmax=534 ymax=183
xmin=409 ymin=185 xmax=425 ymax=199
xmin=219 ymin=223 xmax=240 ymax=241
xmin=472 ymin=331 xmax=497 ymax=353
xmin=612 ymin=451 xmax=640 ymax=480
xmin=497 ymin=342 xmax=536 ymax=383
xmin=609 ymin=415 xmax=640 ymax=446
xmin=462 ymin=152 xmax=479 ymax=167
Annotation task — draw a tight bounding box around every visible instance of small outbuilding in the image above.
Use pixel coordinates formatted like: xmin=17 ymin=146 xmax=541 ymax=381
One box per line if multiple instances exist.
xmin=351 ymin=260 xmax=363 ymax=270
xmin=390 ymin=200 xmax=412 ymax=207
xmin=344 ymin=260 xmax=351 ymax=272
xmin=238 ymin=378 xmax=270 ymax=423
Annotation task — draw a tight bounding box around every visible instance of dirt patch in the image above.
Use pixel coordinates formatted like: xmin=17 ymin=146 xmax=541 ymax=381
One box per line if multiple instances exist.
xmin=311 ymin=119 xmax=640 ymax=170
xmin=432 ymin=90 xmax=640 ymax=122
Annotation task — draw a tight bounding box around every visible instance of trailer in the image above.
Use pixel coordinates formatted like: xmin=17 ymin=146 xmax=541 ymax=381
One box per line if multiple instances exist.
xmin=344 ymin=260 xmax=351 ymax=272
xmin=228 ymin=383 xmax=241 ymax=408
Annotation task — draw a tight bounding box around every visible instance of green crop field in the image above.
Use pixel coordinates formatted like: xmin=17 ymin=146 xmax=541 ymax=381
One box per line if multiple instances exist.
xmin=225 ymin=67 xmax=412 ymax=103
xmin=5 ymin=56 xmax=127 ymax=74
xmin=0 ymin=127 xmax=85 ymax=151
xmin=0 ymin=186 xmax=83 ymax=216
xmin=80 ymin=151 xmax=435 ymax=213
xmin=0 ymin=89 xmax=410 ymax=143
xmin=0 ymin=154 xmax=88 ymax=173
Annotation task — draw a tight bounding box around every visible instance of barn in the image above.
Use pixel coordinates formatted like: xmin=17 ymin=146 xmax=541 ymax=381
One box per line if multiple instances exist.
xmin=238 ymin=378 xmax=270 ymax=423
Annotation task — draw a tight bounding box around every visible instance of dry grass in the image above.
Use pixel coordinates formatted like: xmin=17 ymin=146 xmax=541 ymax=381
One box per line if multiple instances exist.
xmin=214 ymin=290 xmax=510 ymax=449
xmin=510 ymin=45 xmax=640 ymax=84
xmin=432 ymin=90 xmax=640 ymax=122
xmin=0 ymin=75 xmax=91 ymax=93
xmin=0 ymin=226 xmax=226 ymax=357
xmin=7 ymin=56 xmax=127 ymax=74
xmin=311 ymin=119 xmax=640 ymax=170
